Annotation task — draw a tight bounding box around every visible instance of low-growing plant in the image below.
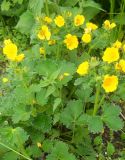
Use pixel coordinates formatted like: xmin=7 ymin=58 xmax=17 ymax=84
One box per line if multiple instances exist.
xmin=0 ymin=7 xmax=125 ymax=160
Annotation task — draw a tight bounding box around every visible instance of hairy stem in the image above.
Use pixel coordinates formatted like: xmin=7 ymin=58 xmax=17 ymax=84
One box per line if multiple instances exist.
xmin=93 ymin=84 xmax=100 ymax=116
xmin=45 ymin=0 xmax=49 ymax=16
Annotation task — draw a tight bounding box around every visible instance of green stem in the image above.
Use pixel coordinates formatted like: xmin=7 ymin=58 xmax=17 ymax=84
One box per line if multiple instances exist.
xmin=98 ymin=94 xmax=106 ymax=109
xmin=109 ymin=0 xmax=115 ymax=19
xmin=56 ymin=44 xmax=60 ymax=59
xmin=45 ymin=0 xmax=49 ymax=16
xmin=118 ymin=0 xmax=125 ymax=38
xmin=72 ymin=122 xmax=76 ymax=143
xmin=0 ymin=142 xmax=32 ymax=160
xmin=93 ymin=84 xmax=100 ymax=116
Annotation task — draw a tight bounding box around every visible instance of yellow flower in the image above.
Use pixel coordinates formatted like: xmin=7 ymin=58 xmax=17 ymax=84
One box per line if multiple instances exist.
xmin=102 ymin=75 xmax=118 ymax=93
xmin=3 ymin=42 xmax=17 ymax=61
xmin=40 ymin=47 xmax=45 ymax=55
xmin=115 ymin=59 xmax=125 ymax=72
xmin=48 ymin=39 xmax=56 ymax=45
xmin=113 ymin=40 xmax=122 ymax=49
xmin=59 ymin=72 xmax=70 ymax=80
xmin=15 ymin=54 xmax=25 ymax=62
xmin=4 ymin=39 xmax=12 ymax=45
xmin=54 ymin=15 xmax=65 ymax=27
xmin=44 ymin=16 xmax=52 ymax=24
xmin=64 ymin=34 xmax=78 ymax=50
xmin=37 ymin=25 xmax=51 ymax=40
xmin=104 ymin=20 xmax=110 ymax=28
xmin=110 ymin=23 xmax=116 ymax=29
xmin=86 ymin=22 xmax=98 ymax=31
xmin=82 ymin=33 xmax=91 ymax=43
xmin=2 ymin=78 xmax=9 ymax=83
xmin=76 ymin=61 xmax=89 ymax=76
xmin=103 ymin=20 xmax=116 ymax=30
xmin=102 ymin=47 xmax=119 ymax=63
xmin=64 ymin=72 xmax=70 ymax=76
xmin=37 ymin=142 xmax=42 ymax=148
xmin=74 ymin=14 xmax=85 ymax=26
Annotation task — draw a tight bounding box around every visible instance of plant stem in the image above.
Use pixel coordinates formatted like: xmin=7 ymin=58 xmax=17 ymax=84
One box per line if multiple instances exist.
xmin=109 ymin=0 xmax=115 ymax=19
xmin=56 ymin=44 xmax=60 ymax=59
xmin=45 ymin=0 xmax=49 ymax=16
xmin=118 ymin=0 xmax=125 ymax=38
xmin=93 ymin=84 xmax=100 ymax=116
xmin=72 ymin=122 xmax=76 ymax=143
xmin=98 ymin=94 xmax=106 ymax=109
xmin=0 ymin=142 xmax=32 ymax=160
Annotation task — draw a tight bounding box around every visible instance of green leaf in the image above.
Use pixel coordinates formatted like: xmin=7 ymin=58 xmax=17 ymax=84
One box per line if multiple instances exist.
xmin=46 ymin=141 xmax=76 ymax=160
xmin=88 ymin=116 xmax=103 ymax=133
xmin=63 ymin=0 xmax=79 ymax=7
xmin=76 ymin=114 xmax=89 ymax=125
xmin=0 ymin=127 xmax=28 ymax=147
xmin=74 ymin=78 xmax=84 ymax=86
xmin=75 ymin=84 xmax=93 ymax=102
xmin=16 ymin=10 xmax=35 ymax=34
xmin=60 ymin=100 xmax=83 ymax=128
xmin=53 ymin=98 xmax=61 ymax=112
xmin=114 ymin=13 xmax=125 ymax=25
xmin=36 ymin=88 xmax=48 ymax=106
xmin=82 ymin=0 xmax=103 ymax=20
xmin=45 ymin=85 xmax=56 ymax=98
xmin=1 ymin=0 xmax=10 ymax=11
xmin=32 ymin=114 xmax=52 ymax=133
xmin=2 ymin=152 xmax=18 ymax=160
xmin=102 ymin=105 xmax=124 ymax=131
xmin=107 ymin=143 xmax=115 ymax=156
xmin=49 ymin=69 xmax=61 ymax=81
xmin=58 ymin=61 xmax=76 ymax=86
xmin=42 ymin=140 xmax=54 ymax=153
xmin=115 ymin=83 xmax=125 ymax=100
xmin=36 ymin=59 xmax=58 ymax=77
xmin=60 ymin=61 xmax=76 ymax=76
xmin=28 ymin=0 xmax=44 ymax=16
xmin=26 ymin=145 xmax=41 ymax=158
xmin=94 ymin=136 xmax=102 ymax=145
xmin=92 ymin=29 xmax=111 ymax=49
xmin=82 ymin=0 xmax=104 ymax=11
xmin=47 ymin=1 xmax=60 ymax=14
xmin=29 ymin=83 xmax=41 ymax=92
xmin=12 ymin=104 xmax=31 ymax=123
xmin=13 ymin=85 xmax=34 ymax=105
xmin=13 ymin=0 xmax=23 ymax=4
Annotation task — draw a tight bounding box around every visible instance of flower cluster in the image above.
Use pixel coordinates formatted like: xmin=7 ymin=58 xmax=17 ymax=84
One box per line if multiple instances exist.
xmin=37 ymin=14 xmax=99 ymax=51
xmin=76 ymin=38 xmax=125 ymax=93
xmin=35 ymin=14 xmax=124 ymax=94
xmin=3 ymin=13 xmax=123 ymax=95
